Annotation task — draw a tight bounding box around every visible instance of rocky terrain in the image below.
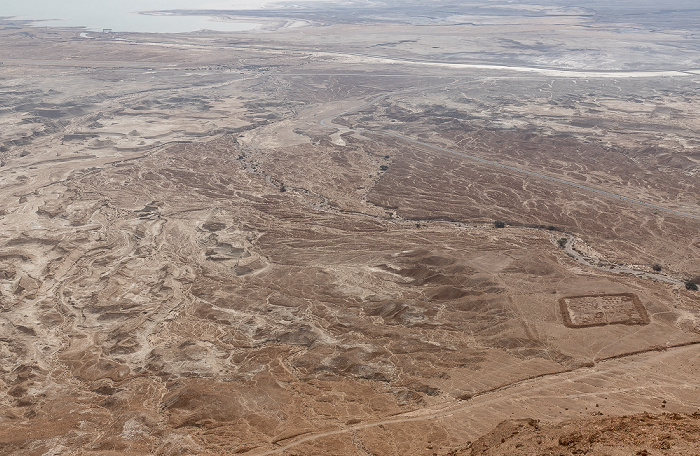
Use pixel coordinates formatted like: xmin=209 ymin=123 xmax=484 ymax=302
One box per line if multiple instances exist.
xmin=455 ymin=412 xmax=700 ymax=455
xmin=0 ymin=1 xmax=699 ymax=454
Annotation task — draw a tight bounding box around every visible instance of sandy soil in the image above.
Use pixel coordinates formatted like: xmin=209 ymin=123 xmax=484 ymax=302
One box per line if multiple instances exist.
xmin=0 ymin=2 xmax=699 ymax=454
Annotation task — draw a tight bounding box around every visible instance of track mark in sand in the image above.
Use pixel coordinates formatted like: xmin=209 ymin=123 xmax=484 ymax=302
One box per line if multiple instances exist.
xmin=319 ymin=90 xmax=692 ymax=285
xmin=320 ymin=89 xmax=700 ymax=222
xmin=251 ymin=342 xmax=700 ymax=456
xmin=380 ymin=130 xmax=700 ymax=222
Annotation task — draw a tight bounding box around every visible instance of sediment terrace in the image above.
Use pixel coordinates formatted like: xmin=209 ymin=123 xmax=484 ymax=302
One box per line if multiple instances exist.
xmin=1 ymin=2 xmax=699 ymax=454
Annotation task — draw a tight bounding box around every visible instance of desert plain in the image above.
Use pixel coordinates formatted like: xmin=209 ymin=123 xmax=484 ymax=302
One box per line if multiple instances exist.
xmin=0 ymin=1 xmax=699 ymax=455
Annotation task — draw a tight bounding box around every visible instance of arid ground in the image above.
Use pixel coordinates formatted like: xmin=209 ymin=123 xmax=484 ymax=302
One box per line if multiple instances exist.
xmin=0 ymin=1 xmax=699 ymax=454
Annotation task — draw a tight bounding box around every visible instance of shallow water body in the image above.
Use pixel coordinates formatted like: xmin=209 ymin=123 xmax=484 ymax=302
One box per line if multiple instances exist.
xmin=0 ymin=0 xmax=283 ymax=33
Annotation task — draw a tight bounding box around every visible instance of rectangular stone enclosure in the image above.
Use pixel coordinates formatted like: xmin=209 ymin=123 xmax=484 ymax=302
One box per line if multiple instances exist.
xmin=559 ymin=293 xmax=649 ymax=328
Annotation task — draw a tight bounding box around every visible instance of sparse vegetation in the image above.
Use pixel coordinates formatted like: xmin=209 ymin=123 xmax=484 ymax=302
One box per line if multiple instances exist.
xmin=685 ymin=281 xmax=698 ymax=291
xmin=6 ymin=7 xmax=700 ymax=454
xmin=652 ymin=264 xmax=662 ymax=272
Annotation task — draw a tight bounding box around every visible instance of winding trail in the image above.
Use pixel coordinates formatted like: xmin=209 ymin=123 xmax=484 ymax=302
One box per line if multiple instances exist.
xmin=319 ymin=89 xmax=700 ymax=222
xmin=236 ymin=74 xmax=700 ymax=456
xmin=251 ymin=341 xmax=700 ymax=455
xmin=318 ymin=87 xmax=698 ymax=284
xmin=559 ymin=234 xmax=683 ymax=285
